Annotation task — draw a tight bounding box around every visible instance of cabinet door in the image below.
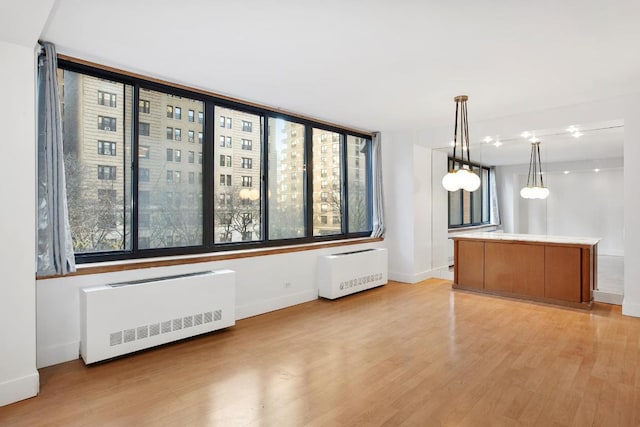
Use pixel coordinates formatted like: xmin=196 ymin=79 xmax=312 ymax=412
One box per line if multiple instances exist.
xmin=485 ymin=242 xmax=544 ymax=297
xmin=545 ymin=246 xmax=581 ymax=302
xmin=456 ymin=240 xmax=485 ymax=289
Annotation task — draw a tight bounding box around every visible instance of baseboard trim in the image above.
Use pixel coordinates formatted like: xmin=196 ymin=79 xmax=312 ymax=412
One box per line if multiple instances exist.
xmin=37 ymin=341 xmax=79 ymax=369
xmin=236 ymin=289 xmax=318 ymax=320
xmin=594 ymin=290 xmax=623 ymax=305
xmin=0 ymin=371 xmax=39 ymax=407
xmin=389 ymin=267 xmax=452 ymax=284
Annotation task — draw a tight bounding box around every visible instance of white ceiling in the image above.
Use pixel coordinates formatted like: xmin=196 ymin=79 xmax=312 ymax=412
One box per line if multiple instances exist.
xmin=0 ymin=0 xmax=630 ymax=166
xmin=37 ymin=0 xmax=640 ymax=134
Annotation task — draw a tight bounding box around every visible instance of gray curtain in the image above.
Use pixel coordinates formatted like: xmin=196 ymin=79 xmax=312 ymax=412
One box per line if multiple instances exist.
xmin=37 ymin=42 xmax=76 ymax=276
xmin=489 ymin=166 xmax=501 ymax=226
xmin=370 ymin=132 xmax=385 ymax=238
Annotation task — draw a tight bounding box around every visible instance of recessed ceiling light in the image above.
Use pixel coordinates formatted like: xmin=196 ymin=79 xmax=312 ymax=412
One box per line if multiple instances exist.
xmin=594 ymin=168 xmax=600 ymax=172
xmin=567 ymin=125 xmax=578 ymax=133
xmin=521 ymin=131 xmax=532 ymax=138
xmin=494 ymin=141 xmax=503 ymax=147
xmin=563 ymin=171 xmax=570 ymax=174
xmin=529 ymin=136 xmax=540 ymax=143
xmin=572 ymin=131 xmax=583 ymax=138
xmin=483 ymin=136 xmax=493 ymax=143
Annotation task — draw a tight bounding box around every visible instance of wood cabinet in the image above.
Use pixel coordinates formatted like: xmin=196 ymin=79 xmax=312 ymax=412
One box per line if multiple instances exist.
xmin=452 ymin=233 xmax=598 ymax=309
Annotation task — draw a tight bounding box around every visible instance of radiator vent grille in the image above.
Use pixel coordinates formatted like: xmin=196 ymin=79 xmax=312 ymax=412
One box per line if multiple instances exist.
xmin=339 ymin=273 xmax=385 ymax=291
xmin=109 ymin=309 xmax=224 ymax=347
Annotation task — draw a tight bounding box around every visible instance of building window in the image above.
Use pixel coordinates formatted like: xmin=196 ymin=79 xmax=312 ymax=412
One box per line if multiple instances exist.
xmin=139 ymin=145 xmax=150 ymax=159
xmin=198 ymin=111 xmax=203 ymax=123
xmin=241 ymin=176 xmax=252 ymax=187
xmin=139 ymin=168 xmax=150 ymax=182
xmin=166 ymin=105 xmax=173 ymax=118
xmin=220 ymin=174 xmax=232 ymax=186
xmin=198 ymin=132 xmax=203 ymax=144
xmin=98 ymin=165 xmax=116 ymax=180
xmin=219 ymin=116 xmax=232 ymax=128
xmin=98 ymin=90 xmax=117 ymax=107
xmin=166 ymin=148 xmax=173 ymax=162
xmin=174 ymin=107 xmax=181 ymax=120
xmin=198 ymin=152 xmax=202 ymax=164
xmin=241 ymin=157 xmax=252 ymax=169
xmin=139 ymin=122 xmax=150 ymax=136
xmin=98 ymin=140 xmax=116 ymax=156
xmin=174 ymin=128 xmax=181 ymax=141
xmin=219 ymin=155 xmax=232 ymax=167
xmin=242 ymin=139 xmax=252 ymax=150
xmin=166 ymin=127 xmax=173 ymax=140
xmin=188 ymin=172 xmax=195 ymax=184
xmin=98 ymin=116 xmax=116 ymax=131
xmin=174 ymin=149 xmax=182 ymax=163
xmin=139 ymin=99 xmax=150 ymax=114
xmin=188 ymin=151 xmax=195 ymax=163
xmin=242 ymin=120 xmax=252 ymax=132
xmin=188 ymin=130 xmax=194 ymax=142
xmin=188 ymin=109 xmax=194 ymax=122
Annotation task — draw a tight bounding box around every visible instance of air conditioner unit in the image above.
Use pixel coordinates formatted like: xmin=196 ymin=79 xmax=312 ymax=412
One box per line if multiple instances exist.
xmin=103 ymin=126 xmax=111 ymax=131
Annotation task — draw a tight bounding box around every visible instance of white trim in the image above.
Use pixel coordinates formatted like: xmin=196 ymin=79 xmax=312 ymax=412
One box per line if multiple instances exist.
xmin=622 ymin=300 xmax=640 ymax=317
xmin=236 ymin=289 xmax=317 ymax=320
xmin=389 ymin=268 xmax=451 ymax=284
xmin=0 ymin=372 xmax=39 ymax=407
xmin=593 ymin=290 xmax=623 ymax=305
xmin=37 ymin=341 xmax=80 ymax=369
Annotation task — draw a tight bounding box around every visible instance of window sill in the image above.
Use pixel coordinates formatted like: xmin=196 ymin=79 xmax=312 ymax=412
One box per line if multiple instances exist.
xmin=448 ymin=224 xmax=499 ymax=236
xmin=37 ymin=237 xmax=383 ymax=280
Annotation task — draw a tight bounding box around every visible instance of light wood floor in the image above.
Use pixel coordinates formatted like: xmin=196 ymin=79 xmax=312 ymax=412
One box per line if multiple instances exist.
xmin=2 ymin=279 xmax=640 ymax=426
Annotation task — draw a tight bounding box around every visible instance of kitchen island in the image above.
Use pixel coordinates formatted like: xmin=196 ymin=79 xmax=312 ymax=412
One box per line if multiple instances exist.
xmin=451 ymin=233 xmax=599 ymax=309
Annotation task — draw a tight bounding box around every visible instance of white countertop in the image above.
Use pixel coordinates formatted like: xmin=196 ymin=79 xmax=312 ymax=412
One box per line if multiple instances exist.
xmin=451 ymin=232 xmax=600 ymax=246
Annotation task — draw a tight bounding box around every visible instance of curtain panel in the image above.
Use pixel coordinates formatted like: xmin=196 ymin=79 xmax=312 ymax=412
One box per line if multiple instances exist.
xmin=37 ymin=42 xmax=76 ymax=276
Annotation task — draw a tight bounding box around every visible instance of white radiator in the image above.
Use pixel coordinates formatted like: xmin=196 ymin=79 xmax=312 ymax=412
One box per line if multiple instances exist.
xmin=317 ymin=248 xmax=388 ymax=299
xmin=80 ymin=269 xmax=235 ymax=364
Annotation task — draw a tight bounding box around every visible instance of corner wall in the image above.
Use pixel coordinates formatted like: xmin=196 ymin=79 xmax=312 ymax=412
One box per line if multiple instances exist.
xmin=0 ymin=41 xmax=39 ymax=406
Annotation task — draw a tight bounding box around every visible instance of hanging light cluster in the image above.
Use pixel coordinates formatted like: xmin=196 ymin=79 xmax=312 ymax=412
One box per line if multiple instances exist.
xmin=442 ymin=95 xmax=481 ymax=192
xmin=520 ymin=141 xmax=550 ymax=199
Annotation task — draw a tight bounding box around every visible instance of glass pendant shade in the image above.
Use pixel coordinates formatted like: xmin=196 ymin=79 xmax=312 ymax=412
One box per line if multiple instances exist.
xmin=442 ymin=95 xmax=480 ymax=192
xmin=520 ymin=141 xmax=549 ymax=200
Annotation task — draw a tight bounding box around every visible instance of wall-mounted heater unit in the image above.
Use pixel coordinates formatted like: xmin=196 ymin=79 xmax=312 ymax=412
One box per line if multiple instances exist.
xmin=80 ymin=269 xmax=235 ymax=364
xmin=317 ymin=248 xmax=388 ymax=299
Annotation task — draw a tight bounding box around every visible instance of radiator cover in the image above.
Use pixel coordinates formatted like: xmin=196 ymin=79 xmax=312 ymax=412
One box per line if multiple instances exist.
xmin=317 ymin=248 xmax=388 ymax=299
xmin=80 ymin=269 xmax=235 ymax=364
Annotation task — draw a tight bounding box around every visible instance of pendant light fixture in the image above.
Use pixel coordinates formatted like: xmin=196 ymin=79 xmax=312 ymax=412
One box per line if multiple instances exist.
xmin=520 ymin=141 xmax=550 ymax=199
xmin=442 ymin=95 xmax=481 ymax=192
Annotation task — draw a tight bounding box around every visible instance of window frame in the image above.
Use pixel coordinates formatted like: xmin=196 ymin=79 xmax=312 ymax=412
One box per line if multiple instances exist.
xmin=57 ymin=58 xmax=374 ymax=264
xmin=447 ymin=157 xmax=491 ymax=229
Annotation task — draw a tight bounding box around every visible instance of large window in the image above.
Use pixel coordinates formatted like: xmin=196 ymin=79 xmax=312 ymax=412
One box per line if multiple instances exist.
xmin=138 ymin=87 xmax=204 ymax=250
xmin=268 ymin=118 xmax=306 ymax=239
xmin=57 ymin=60 xmax=373 ymax=263
xmin=313 ymin=129 xmax=342 ymax=236
xmin=59 ymin=69 xmax=132 ymax=254
xmin=447 ymin=159 xmax=491 ymax=228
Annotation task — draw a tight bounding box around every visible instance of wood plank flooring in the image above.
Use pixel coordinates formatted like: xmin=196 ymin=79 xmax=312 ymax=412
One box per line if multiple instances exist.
xmin=2 ymin=279 xmax=640 ymax=426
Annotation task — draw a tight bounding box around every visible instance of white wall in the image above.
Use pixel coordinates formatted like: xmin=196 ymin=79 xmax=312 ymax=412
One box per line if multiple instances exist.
xmin=36 ymin=241 xmax=385 ymax=368
xmin=0 ymin=41 xmax=39 ymax=406
xmin=496 ymin=158 xmax=624 ymax=256
xmin=623 ymin=97 xmax=640 ymax=316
